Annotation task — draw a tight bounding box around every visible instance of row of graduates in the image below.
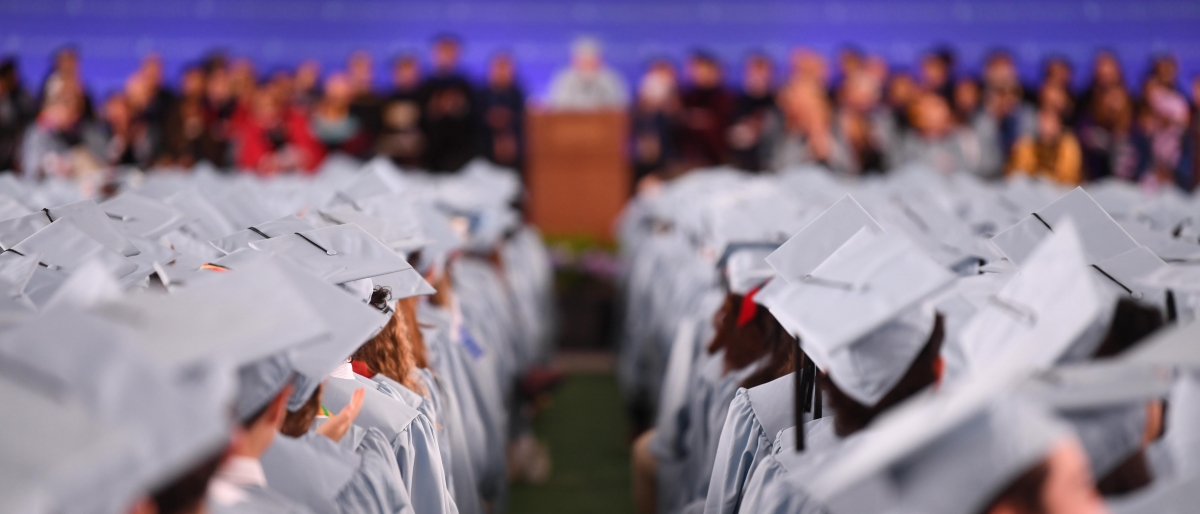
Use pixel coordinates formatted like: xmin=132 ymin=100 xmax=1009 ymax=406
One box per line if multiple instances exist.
xmin=616 ymin=163 xmax=1200 ymax=514
xmin=0 ymin=154 xmax=555 ymax=514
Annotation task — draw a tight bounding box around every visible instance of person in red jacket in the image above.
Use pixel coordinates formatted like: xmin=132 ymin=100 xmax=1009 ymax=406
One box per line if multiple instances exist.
xmin=230 ymin=87 xmax=323 ymax=175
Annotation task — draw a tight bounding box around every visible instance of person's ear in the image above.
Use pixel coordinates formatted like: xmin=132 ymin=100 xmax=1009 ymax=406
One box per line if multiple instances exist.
xmin=932 ymin=356 xmax=945 ymax=386
xmin=266 ymin=384 xmax=294 ymax=430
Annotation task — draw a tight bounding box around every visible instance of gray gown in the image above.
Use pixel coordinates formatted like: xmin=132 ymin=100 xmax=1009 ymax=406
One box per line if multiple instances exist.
xmin=703 ymin=373 xmax=799 ymax=514
xmin=324 ymin=373 xmax=458 ymax=514
xmin=261 ymin=430 xmax=414 ymax=514
xmin=738 ymin=418 xmax=841 ymax=514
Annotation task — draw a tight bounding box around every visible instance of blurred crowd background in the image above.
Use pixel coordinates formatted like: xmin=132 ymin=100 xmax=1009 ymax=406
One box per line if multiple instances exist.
xmin=0 ymin=0 xmax=1199 ymax=192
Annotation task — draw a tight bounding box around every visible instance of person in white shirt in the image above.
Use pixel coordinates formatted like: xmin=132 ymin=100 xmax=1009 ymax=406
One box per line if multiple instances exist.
xmin=546 ymin=36 xmax=629 ymax=110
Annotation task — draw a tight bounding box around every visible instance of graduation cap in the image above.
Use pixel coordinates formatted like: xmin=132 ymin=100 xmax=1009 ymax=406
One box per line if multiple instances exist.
xmin=721 ymin=244 xmax=778 ymax=296
xmin=960 ymin=219 xmax=1114 ymax=372
xmin=0 ymin=199 xmax=140 ymax=257
xmin=249 ymin=223 xmax=412 ymax=284
xmin=89 ymin=259 xmax=331 ymax=368
xmin=265 ymin=256 xmax=389 ymax=411
xmin=163 ymin=187 xmax=239 ymax=242
xmin=765 ymin=195 xmax=885 ymax=285
xmin=768 ymin=231 xmax=954 ymax=406
xmin=1123 ymin=317 xmax=1200 ymax=370
xmin=1022 ymin=360 xmax=1175 ymax=479
xmin=801 ymin=361 xmax=1071 ymax=514
xmin=991 ymin=187 xmax=1140 ymax=268
xmin=319 ymin=205 xmax=431 ymax=255
xmin=207 ymin=214 xmax=316 ymax=256
xmin=0 ymin=309 xmax=235 ymax=508
xmin=0 ymin=375 xmax=142 ymax=514
xmin=9 ymin=218 xmax=138 ymax=278
xmin=100 ymin=192 xmax=191 ymax=240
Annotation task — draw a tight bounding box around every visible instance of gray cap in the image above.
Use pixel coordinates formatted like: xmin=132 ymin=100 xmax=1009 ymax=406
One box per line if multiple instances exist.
xmin=207 ymin=214 xmax=316 ymax=256
xmin=991 ymin=187 xmax=1139 ymax=267
xmin=269 ymin=256 xmax=389 ymax=411
xmin=959 ymin=219 xmax=1114 ymax=373
xmin=0 ymin=375 xmax=142 ymax=514
xmin=765 ymin=194 xmax=885 ymax=285
xmin=249 ymin=223 xmax=412 ymax=284
xmin=807 ymin=374 xmax=1072 ymax=514
xmin=10 ymin=218 xmax=138 ymax=278
xmin=100 ymin=192 xmax=191 ymax=240
xmin=767 ymin=230 xmax=954 ymax=406
xmin=0 ymin=199 xmax=140 ymax=257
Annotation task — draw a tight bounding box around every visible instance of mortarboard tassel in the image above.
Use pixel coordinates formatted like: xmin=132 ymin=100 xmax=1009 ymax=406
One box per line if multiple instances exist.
xmin=795 ymin=349 xmax=806 ymax=452
xmin=1166 ymin=289 xmax=1178 ymax=323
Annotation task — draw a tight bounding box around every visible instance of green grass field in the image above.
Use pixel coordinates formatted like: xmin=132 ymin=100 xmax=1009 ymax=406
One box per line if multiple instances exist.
xmin=509 ymin=373 xmax=633 ymax=514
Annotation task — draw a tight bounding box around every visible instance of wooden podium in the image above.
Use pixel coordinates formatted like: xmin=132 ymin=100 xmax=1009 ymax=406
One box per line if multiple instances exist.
xmin=526 ymin=109 xmax=629 ymax=244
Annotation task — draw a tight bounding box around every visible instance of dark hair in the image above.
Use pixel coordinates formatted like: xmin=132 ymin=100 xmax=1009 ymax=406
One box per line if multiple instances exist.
xmin=689 ymin=50 xmax=720 ymax=67
xmin=708 ymin=292 xmax=772 ymax=372
xmin=739 ymin=310 xmax=797 ymax=390
xmin=982 ymin=460 xmax=1051 ymax=514
xmin=1092 ymin=299 xmax=1164 ymax=358
xmin=150 ymin=449 xmax=225 ymax=514
xmin=819 ymin=314 xmax=945 ymax=437
xmin=281 ymin=383 xmax=323 ymax=437
xmin=1096 ymin=449 xmax=1153 ymax=496
xmin=368 ymin=285 xmax=392 ymax=312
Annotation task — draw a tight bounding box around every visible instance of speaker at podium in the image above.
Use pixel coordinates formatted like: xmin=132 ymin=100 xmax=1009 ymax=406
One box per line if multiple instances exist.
xmin=525 ymin=109 xmax=630 ymax=244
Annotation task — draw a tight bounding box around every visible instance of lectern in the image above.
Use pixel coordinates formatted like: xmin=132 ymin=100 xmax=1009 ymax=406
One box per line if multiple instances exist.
xmin=526 ymin=109 xmax=629 ymax=243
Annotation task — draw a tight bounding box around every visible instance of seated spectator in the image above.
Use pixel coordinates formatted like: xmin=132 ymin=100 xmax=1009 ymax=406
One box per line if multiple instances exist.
xmin=164 ymin=64 xmax=216 ymax=167
xmin=0 ymin=58 xmax=35 ymax=172
xmin=973 ymin=50 xmax=1036 ymax=178
xmin=96 ymin=91 xmax=157 ymax=168
xmin=678 ymin=51 xmax=734 ymax=169
xmin=347 ymin=50 xmax=383 ymax=146
xmin=952 ymin=76 xmax=981 ymax=125
xmin=201 ymin=63 xmax=238 ymax=168
xmin=39 ymin=45 xmax=94 ymax=120
xmin=920 ymin=47 xmax=956 ymax=105
xmin=763 ymin=77 xmax=852 ymax=172
xmin=1007 ymin=108 xmax=1082 ymax=185
xmin=834 ymin=72 xmax=886 ymax=174
xmin=728 ymin=53 xmax=776 ymax=172
xmin=1077 ymin=50 xmax=1126 ymax=128
xmin=1078 ymin=85 xmax=1141 ymax=181
xmin=547 ymin=36 xmax=629 ymax=110
xmin=478 ymin=53 xmax=526 ymax=171
xmin=21 ymin=76 xmax=103 ymax=180
xmin=894 ymin=91 xmax=983 ymax=175
xmin=419 ymin=35 xmax=479 ymax=171
xmin=631 ymin=59 xmax=680 ymax=184
xmin=1136 ymin=77 xmax=1192 ymax=189
xmin=230 ymin=88 xmax=322 ymax=175
xmin=292 ymin=59 xmax=322 ymax=109
xmin=311 ymin=73 xmax=373 ymax=158
xmin=378 ymin=54 xmax=424 ymax=167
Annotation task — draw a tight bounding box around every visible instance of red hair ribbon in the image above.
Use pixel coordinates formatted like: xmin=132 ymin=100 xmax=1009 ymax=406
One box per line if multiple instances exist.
xmin=736 ymin=284 xmax=764 ymax=328
xmin=351 ymin=360 xmax=375 ymax=378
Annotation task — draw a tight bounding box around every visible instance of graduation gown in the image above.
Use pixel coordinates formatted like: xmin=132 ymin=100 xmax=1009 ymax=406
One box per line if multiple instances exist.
xmin=419 ymin=303 xmax=492 ymax=513
xmin=323 ymin=373 xmax=458 ymax=514
xmin=262 ymin=430 xmax=414 ymax=514
xmin=207 ymin=457 xmax=316 ymax=514
xmin=703 ymin=373 xmax=799 ymax=514
xmin=739 ymin=418 xmax=841 ymax=514
xmin=419 ymin=300 xmax=508 ymax=508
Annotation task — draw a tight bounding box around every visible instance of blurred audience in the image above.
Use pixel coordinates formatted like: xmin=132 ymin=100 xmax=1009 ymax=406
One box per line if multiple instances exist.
xmin=0 ymin=40 xmax=1196 ymax=192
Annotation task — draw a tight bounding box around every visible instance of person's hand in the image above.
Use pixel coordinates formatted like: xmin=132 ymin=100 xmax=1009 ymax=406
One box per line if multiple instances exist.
xmin=316 ymin=388 xmax=364 ymax=443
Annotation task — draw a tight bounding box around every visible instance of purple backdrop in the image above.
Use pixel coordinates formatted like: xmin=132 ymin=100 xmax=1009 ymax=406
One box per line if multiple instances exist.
xmin=2 ymin=0 xmax=1199 ymax=100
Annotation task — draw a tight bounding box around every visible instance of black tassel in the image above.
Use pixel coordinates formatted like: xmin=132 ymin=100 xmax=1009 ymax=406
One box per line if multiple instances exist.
xmin=1166 ymin=289 xmax=1178 ymax=323
xmin=794 ymin=349 xmax=806 ymax=452
xmin=813 ymin=379 xmax=823 ymax=420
